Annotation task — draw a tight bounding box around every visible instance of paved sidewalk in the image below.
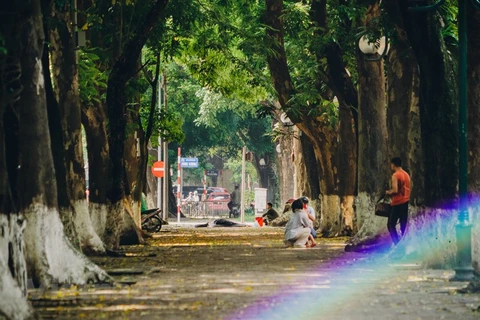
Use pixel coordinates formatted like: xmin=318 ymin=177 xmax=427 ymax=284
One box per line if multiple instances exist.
xmin=30 ymin=226 xmax=480 ymax=320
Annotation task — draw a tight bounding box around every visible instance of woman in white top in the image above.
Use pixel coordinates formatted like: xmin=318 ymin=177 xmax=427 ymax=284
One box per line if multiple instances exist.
xmin=284 ymin=199 xmax=314 ymax=248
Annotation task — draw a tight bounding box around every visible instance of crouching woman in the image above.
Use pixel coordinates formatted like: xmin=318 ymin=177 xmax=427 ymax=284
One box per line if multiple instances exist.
xmin=284 ymin=199 xmax=314 ymax=248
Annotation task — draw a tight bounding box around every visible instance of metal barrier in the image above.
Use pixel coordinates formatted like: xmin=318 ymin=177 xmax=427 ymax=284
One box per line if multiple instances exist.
xmin=181 ymin=200 xmax=230 ymax=218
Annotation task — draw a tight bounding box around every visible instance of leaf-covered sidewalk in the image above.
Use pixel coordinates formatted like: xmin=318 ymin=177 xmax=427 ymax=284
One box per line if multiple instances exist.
xmin=30 ymin=225 xmax=480 ymax=319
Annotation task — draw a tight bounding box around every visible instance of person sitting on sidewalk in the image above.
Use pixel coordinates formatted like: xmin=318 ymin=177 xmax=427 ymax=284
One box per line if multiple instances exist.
xmin=262 ymin=202 xmax=279 ymax=225
xmin=284 ymin=199 xmax=316 ymax=248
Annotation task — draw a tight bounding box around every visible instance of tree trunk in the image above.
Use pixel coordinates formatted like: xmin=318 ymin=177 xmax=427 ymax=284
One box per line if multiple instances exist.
xmin=0 ymin=57 xmax=34 ymax=318
xmin=123 ymin=101 xmax=142 ymax=227
xmin=384 ymin=1 xmax=425 ymax=204
xmin=296 ymin=121 xmax=341 ymax=236
xmin=140 ymin=52 xmax=161 ymax=210
xmin=104 ymin=0 xmax=169 ymax=248
xmin=292 ymin=131 xmax=321 ymax=229
xmin=310 ymin=0 xmax=358 ymax=236
xmin=265 ymin=0 xmax=345 ymax=236
xmin=7 ymin=0 xmax=109 ymax=290
xmin=273 ymin=125 xmax=296 ymax=206
xmin=46 ymin=0 xmax=104 ymax=254
xmin=81 ymin=101 xmax=110 ymax=240
xmin=297 ymin=132 xmax=321 ymax=201
xmin=77 ymin=0 xmax=114 ymax=245
xmin=380 ymin=1 xmax=458 ymax=266
xmin=401 ymin=3 xmax=458 ymax=205
xmin=467 ymin=5 xmax=480 ymax=273
xmin=337 ymin=103 xmax=357 ymax=236
xmin=348 ymin=0 xmax=389 ymax=246
xmin=41 ymin=17 xmax=78 ymax=248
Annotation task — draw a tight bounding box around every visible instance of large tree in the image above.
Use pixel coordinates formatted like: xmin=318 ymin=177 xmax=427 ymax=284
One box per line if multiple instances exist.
xmin=264 ymin=0 xmax=359 ymax=236
xmin=348 ymin=0 xmax=390 ymax=245
xmin=43 ymin=0 xmax=105 ymax=254
xmin=0 ymin=1 xmax=109 ymax=318
xmin=467 ymin=2 xmax=480 ymax=270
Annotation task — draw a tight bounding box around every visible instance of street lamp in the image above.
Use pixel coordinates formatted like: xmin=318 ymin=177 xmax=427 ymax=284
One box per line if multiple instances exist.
xmin=259 ymin=158 xmax=266 ymax=168
xmin=280 ymin=112 xmax=295 ymax=127
xmin=358 ymin=35 xmax=389 ymax=61
xmin=409 ymin=0 xmax=480 ymax=281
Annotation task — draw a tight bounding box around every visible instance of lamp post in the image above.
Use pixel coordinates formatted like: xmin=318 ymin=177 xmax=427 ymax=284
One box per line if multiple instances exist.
xmin=240 ymin=146 xmax=246 ymax=223
xmin=408 ymin=0 xmax=479 ymax=281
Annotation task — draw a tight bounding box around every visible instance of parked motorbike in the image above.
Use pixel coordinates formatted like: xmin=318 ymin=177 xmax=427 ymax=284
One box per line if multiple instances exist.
xmin=141 ymin=208 xmax=162 ymax=233
xmin=229 ymin=203 xmax=240 ymax=218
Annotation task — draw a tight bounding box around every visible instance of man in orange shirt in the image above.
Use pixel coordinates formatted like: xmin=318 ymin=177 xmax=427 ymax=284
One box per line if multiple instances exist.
xmin=386 ymin=157 xmax=411 ymax=245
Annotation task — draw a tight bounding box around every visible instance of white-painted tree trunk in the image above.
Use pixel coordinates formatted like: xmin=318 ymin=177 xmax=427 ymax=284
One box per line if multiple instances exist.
xmin=89 ymin=203 xmax=108 ymax=240
xmin=23 ymin=203 xmax=110 ymax=287
xmin=392 ymin=207 xmax=479 ymax=272
xmin=391 ymin=208 xmax=456 ymax=268
xmin=340 ymin=195 xmax=355 ymax=235
xmin=103 ymin=201 xmax=125 ymax=249
xmin=0 ymin=266 xmax=33 ymax=320
xmin=472 ymin=207 xmax=480 ymax=273
xmin=349 ymin=192 xmax=387 ymax=245
xmin=0 ymin=214 xmax=34 ymax=320
xmin=130 ymin=199 xmax=141 ymax=228
xmin=319 ymin=195 xmax=341 ymax=236
xmin=72 ymin=199 xmax=105 ymax=254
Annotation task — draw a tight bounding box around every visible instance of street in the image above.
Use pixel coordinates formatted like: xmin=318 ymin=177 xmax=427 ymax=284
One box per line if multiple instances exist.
xmin=31 ymin=224 xmax=480 ymax=320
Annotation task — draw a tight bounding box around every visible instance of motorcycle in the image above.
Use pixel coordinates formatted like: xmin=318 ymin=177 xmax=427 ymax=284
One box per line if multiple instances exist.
xmin=141 ymin=208 xmax=163 ymax=233
xmin=229 ymin=203 xmax=240 ymax=218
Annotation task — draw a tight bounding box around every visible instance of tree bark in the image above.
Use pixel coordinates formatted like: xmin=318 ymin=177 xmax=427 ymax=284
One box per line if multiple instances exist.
xmin=124 ymin=105 xmax=144 ymax=230
xmin=384 ymin=0 xmax=424 ymax=204
xmin=10 ymin=0 xmax=109 ymax=289
xmin=293 ymin=131 xmax=321 ymax=228
xmin=273 ymin=121 xmax=296 ymax=206
xmin=310 ymin=0 xmax=358 ymax=236
xmin=45 ymin=0 xmax=105 ymax=254
xmin=467 ymin=5 xmax=480 ymax=273
xmin=104 ymin=0 xmax=169 ymax=248
xmin=265 ymin=0 xmax=335 ymax=231
xmin=265 ymin=0 xmax=357 ymax=236
xmin=81 ymin=101 xmax=110 ymax=240
xmin=0 ymin=46 xmax=34 ymax=319
xmin=0 ymin=1 xmax=34 ymax=315
xmin=337 ymin=102 xmax=357 ymax=236
xmin=378 ymin=1 xmax=459 ymax=267
xmin=347 ymin=0 xmax=389 ymax=246
xmin=400 ymin=2 xmax=458 ymax=205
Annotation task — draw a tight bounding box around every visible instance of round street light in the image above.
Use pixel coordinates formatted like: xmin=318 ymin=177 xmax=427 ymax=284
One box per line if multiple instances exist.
xmin=358 ymin=35 xmax=389 ymax=61
xmin=259 ymin=158 xmax=266 ymax=168
xmin=280 ymin=112 xmax=295 ymax=127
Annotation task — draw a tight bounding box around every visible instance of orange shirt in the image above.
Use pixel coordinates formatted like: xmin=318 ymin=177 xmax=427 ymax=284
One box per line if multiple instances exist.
xmin=391 ymin=169 xmax=411 ymax=206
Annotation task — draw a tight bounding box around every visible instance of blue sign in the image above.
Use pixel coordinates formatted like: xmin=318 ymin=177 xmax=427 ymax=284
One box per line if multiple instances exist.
xmin=206 ymin=169 xmax=218 ymax=176
xmin=180 ymin=157 xmax=199 ymax=168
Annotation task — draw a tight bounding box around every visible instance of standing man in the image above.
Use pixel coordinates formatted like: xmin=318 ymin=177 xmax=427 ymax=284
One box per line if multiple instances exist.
xmin=228 ymin=185 xmax=241 ymax=216
xmin=386 ymin=157 xmax=411 ymax=245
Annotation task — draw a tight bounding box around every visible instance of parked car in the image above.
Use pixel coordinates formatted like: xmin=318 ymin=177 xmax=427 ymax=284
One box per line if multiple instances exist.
xmin=206 ymin=192 xmax=230 ymax=213
xmin=208 ymin=187 xmax=229 ymax=193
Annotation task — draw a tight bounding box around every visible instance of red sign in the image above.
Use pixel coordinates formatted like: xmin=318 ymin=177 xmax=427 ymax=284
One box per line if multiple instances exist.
xmin=151 ymin=161 xmax=164 ymax=178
